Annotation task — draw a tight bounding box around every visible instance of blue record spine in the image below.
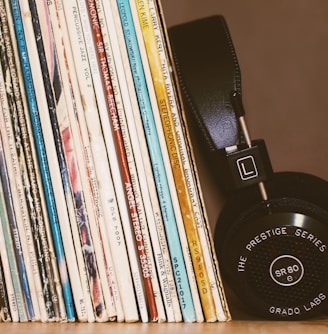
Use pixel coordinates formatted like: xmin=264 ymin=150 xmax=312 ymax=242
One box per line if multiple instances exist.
xmin=9 ymin=0 xmax=75 ymax=321
xmin=0 ymin=7 xmax=57 ymax=320
xmin=0 ymin=136 xmax=30 ymax=322
xmin=27 ymin=0 xmax=78 ymax=321
xmin=116 ymin=0 xmax=196 ymax=321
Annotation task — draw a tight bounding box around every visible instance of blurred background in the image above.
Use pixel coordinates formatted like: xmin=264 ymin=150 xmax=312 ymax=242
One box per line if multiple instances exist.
xmin=161 ymin=0 xmax=328 ymax=229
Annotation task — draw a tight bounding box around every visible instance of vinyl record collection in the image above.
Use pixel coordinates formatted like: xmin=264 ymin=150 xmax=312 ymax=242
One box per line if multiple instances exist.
xmin=0 ymin=0 xmax=230 ymax=323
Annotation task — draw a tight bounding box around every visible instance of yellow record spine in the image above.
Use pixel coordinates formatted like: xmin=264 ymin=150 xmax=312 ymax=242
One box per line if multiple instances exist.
xmin=134 ymin=0 xmax=217 ymax=322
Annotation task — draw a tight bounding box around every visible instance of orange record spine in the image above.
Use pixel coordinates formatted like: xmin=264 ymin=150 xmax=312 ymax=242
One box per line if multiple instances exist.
xmin=85 ymin=0 xmax=158 ymax=321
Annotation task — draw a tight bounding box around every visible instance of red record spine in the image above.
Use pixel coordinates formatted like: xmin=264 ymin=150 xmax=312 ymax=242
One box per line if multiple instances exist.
xmin=85 ymin=0 xmax=158 ymax=321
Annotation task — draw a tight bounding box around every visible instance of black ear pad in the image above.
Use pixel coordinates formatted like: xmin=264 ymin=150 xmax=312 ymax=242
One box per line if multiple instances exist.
xmin=215 ymin=171 xmax=328 ymax=319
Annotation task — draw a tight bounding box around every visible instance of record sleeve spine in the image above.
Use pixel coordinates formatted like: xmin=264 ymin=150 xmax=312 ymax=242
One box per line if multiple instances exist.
xmin=9 ymin=0 xmax=77 ymax=321
xmin=116 ymin=0 xmax=197 ymax=322
xmin=135 ymin=0 xmax=221 ymax=321
xmin=84 ymin=0 xmax=159 ymax=321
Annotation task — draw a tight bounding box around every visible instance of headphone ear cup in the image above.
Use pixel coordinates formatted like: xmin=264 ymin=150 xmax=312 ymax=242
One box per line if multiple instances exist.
xmin=215 ymin=171 xmax=328 ymax=319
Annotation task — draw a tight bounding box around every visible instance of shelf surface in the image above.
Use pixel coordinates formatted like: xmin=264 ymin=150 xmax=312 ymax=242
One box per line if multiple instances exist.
xmin=1 ymin=320 xmax=328 ymax=334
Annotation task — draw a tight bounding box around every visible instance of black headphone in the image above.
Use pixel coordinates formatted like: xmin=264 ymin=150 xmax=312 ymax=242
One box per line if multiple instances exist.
xmin=169 ymin=15 xmax=328 ymax=320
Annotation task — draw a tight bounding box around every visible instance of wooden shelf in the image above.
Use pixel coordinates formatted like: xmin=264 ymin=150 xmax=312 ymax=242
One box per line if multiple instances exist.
xmin=1 ymin=320 xmax=328 ymax=334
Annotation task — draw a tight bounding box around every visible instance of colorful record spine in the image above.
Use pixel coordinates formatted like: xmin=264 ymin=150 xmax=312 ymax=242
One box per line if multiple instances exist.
xmin=9 ymin=0 xmax=77 ymax=321
xmin=156 ymin=0 xmax=231 ymax=321
xmin=0 ymin=1 xmax=60 ymax=321
xmin=130 ymin=0 xmax=205 ymax=321
xmin=45 ymin=0 xmax=108 ymax=323
xmin=107 ymin=0 xmax=182 ymax=322
xmin=0 ymin=117 xmax=30 ymax=323
xmin=116 ymin=0 xmax=197 ymax=322
xmin=0 ymin=172 xmax=16 ymax=323
xmin=0 ymin=11 xmax=40 ymax=320
xmin=134 ymin=0 xmax=220 ymax=321
xmin=91 ymin=0 xmax=150 ymax=323
xmin=68 ymin=0 xmax=128 ymax=321
xmin=154 ymin=0 xmax=230 ymax=321
xmin=97 ymin=0 xmax=173 ymax=322
xmin=83 ymin=0 xmax=162 ymax=322
xmin=27 ymin=0 xmax=94 ymax=321
xmin=0 ymin=150 xmax=20 ymax=323
xmin=74 ymin=0 xmax=148 ymax=322
xmin=61 ymin=0 xmax=122 ymax=321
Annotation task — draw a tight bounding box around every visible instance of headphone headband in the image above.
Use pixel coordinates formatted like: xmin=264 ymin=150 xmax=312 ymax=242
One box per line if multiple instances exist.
xmin=169 ymin=16 xmax=273 ymax=193
xmin=169 ymin=15 xmax=241 ymax=151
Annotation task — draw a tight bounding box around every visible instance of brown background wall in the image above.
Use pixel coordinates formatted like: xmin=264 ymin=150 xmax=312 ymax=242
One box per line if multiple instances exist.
xmin=161 ymin=1 xmax=328 ymax=227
